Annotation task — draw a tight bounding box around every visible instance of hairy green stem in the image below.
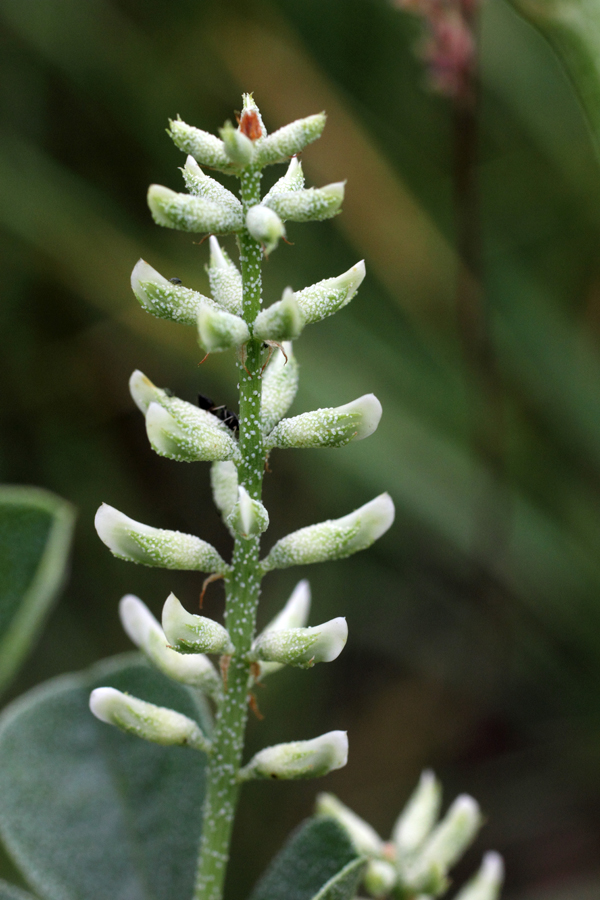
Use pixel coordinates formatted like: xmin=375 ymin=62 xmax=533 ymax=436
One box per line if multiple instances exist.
xmin=194 ymin=167 xmax=265 ymax=900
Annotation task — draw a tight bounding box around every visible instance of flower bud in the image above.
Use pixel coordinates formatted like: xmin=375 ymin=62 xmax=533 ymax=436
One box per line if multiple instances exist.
xmin=393 ymin=770 xmax=442 ymax=863
xmin=226 ymin=485 xmax=269 ymax=538
xmin=253 ymin=288 xmax=304 ymax=342
xmin=145 ymin=401 xmax=238 ymax=463
xmin=264 ymin=157 xmax=305 ymax=200
xmin=239 ymin=94 xmax=267 ymax=140
xmin=119 ymin=595 xmax=222 ymax=697
xmin=238 ymin=730 xmax=348 ymax=781
xmin=162 ymin=592 xmax=234 ymax=655
xmin=255 ymin=580 xmax=311 ymax=678
xmin=406 ymin=795 xmax=483 ymax=894
xmin=95 ymin=504 xmax=228 ymax=573
xmin=210 ymin=460 xmax=239 ymax=524
xmin=295 ymin=261 xmax=366 ymax=325
xmin=197 ymin=304 xmax=249 ymax=353
xmin=250 ymin=617 xmax=347 ymax=668
xmin=90 ymin=687 xmax=210 ymax=752
xmin=261 ymin=343 xmax=299 ymax=434
xmin=254 ymin=113 xmax=327 ymax=166
xmin=263 ymin=182 xmax=345 ymax=223
xmin=131 ymin=259 xmax=212 ymax=326
xmin=453 ymin=853 xmax=504 ymax=900
xmin=206 ymin=236 xmax=243 ymax=315
xmin=315 ymin=793 xmax=383 ymax=855
xmin=261 ymin=494 xmax=395 ymax=572
xmin=168 ymin=117 xmax=231 ymax=171
xmin=246 ymin=205 xmax=285 ymax=255
xmin=181 ymin=156 xmax=241 ymax=215
xmin=147 ymin=185 xmax=243 ymax=234
xmin=265 ymin=394 xmax=382 ymax=450
xmin=129 ymin=369 xmax=167 ymax=414
xmin=219 ymin=120 xmax=255 ymax=167
xmin=364 ymin=860 xmax=397 ymax=898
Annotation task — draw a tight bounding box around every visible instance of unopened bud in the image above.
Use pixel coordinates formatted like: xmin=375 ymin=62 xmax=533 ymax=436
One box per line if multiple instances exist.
xmin=261 ymin=343 xmax=299 ymax=434
xmin=210 ymin=460 xmax=239 ymax=524
xmin=119 ymin=595 xmax=222 ymax=697
xmin=239 ymin=94 xmax=267 ymax=140
xmin=265 ymin=393 xmax=382 ymax=450
xmin=295 ymin=261 xmax=366 ymax=325
xmin=206 ymin=236 xmax=243 ymax=315
xmin=89 ymin=687 xmax=210 ymax=752
xmin=131 ymin=259 xmax=211 ymax=326
xmin=147 ymin=185 xmax=243 ymax=234
xmin=250 ymin=617 xmax=347 ymax=668
xmin=168 ymin=117 xmax=231 ymax=171
xmin=181 ymin=156 xmax=241 ymax=215
xmin=197 ymin=304 xmax=249 ymax=353
xmin=255 ymin=580 xmax=311 ymax=678
xmin=226 ymin=485 xmax=269 ymax=538
xmin=239 ymin=730 xmax=348 ymax=781
xmin=315 ymin=793 xmax=383 ymax=855
xmin=393 ymin=770 xmax=442 ymax=861
xmin=253 ymin=288 xmax=304 ymax=342
xmin=254 ymin=113 xmax=326 ymax=166
xmin=129 ymin=369 xmax=166 ymax=414
xmin=220 ymin=120 xmax=255 ymax=167
xmin=364 ymin=860 xmax=397 ymax=898
xmin=145 ymin=401 xmax=238 ymax=463
xmin=454 ymin=853 xmax=504 ymax=900
xmin=263 ymin=182 xmax=345 ymax=223
xmin=261 ymin=493 xmax=395 ymax=572
xmin=246 ymin=205 xmax=285 ymax=255
xmin=95 ymin=504 xmax=228 ymax=573
xmin=264 ymin=157 xmax=305 ymax=200
xmin=162 ymin=592 xmax=234 ymax=655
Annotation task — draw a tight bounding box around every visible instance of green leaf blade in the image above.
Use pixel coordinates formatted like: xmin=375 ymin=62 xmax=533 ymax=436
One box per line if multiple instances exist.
xmin=0 ymin=655 xmax=208 ymax=900
xmin=0 ymin=881 xmax=39 ymax=900
xmin=310 ymin=857 xmax=366 ymax=900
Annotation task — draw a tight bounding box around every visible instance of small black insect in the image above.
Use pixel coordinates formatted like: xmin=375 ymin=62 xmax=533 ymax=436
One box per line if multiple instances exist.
xmin=169 ymin=277 xmax=182 ymax=285
xmin=198 ymin=393 xmax=239 ymax=434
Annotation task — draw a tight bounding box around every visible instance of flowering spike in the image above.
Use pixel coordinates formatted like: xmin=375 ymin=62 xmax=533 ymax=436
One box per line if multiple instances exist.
xmin=254 ymin=112 xmax=327 ymax=166
xmin=265 ymin=393 xmax=382 ymax=450
xmin=197 ymin=304 xmax=250 ymax=353
xmin=162 ymin=592 xmax=234 ymax=655
xmin=89 ymin=687 xmax=210 ymax=752
xmin=393 ymin=769 xmax=442 ymax=862
xmin=263 ymin=182 xmax=345 ymax=223
xmin=145 ymin=401 xmax=238 ymax=463
xmin=131 ymin=259 xmax=213 ymax=326
xmin=261 ymin=343 xmax=299 ymax=434
xmin=94 ymin=503 xmax=228 ymax=573
xmin=207 ymin=236 xmax=243 ymax=315
xmin=119 ymin=595 xmax=221 ymax=697
xmin=453 ymin=852 xmax=504 ymax=900
xmin=261 ymin=493 xmax=395 ymax=572
xmin=253 ymin=288 xmax=304 ymax=343
xmin=295 ymin=261 xmax=366 ymax=325
xmin=264 ymin=157 xmax=305 ymax=201
xmin=168 ymin=117 xmax=232 ymax=171
xmin=238 ymin=730 xmax=348 ymax=781
xmin=210 ymin=460 xmax=239 ymax=525
xmin=315 ymin=793 xmax=383 ymax=855
xmin=181 ymin=156 xmax=242 ymax=215
xmin=250 ymin=617 xmax=347 ymax=668
xmin=220 ymin=121 xmax=255 ymax=167
xmin=227 ymin=486 xmax=269 ymax=538
xmin=147 ymin=185 xmax=243 ymax=234
xmin=246 ymin=205 xmax=285 ymax=255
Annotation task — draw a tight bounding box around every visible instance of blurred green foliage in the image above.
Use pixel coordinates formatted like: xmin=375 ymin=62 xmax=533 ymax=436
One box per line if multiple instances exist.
xmin=2 ymin=0 xmax=600 ymax=897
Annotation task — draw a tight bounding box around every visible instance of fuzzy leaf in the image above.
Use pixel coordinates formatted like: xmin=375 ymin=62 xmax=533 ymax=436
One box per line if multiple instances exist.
xmin=0 ymin=655 xmax=209 ymax=900
xmin=0 ymin=883 xmax=38 ymax=900
xmin=309 ymin=858 xmax=367 ymax=900
xmin=248 ymin=817 xmax=359 ymax=900
xmin=0 ymin=486 xmax=74 ymax=695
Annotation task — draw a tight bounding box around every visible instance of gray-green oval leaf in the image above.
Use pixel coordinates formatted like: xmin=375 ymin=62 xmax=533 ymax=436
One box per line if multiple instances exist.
xmin=310 ymin=857 xmax=366 ymax=900
xmin=0 ymin=486 xmax=75 ymax=695
xmin=0 ymin=881 xmax=39 ymax=900
xmin=0 ymin=654 xmax=208 ymax=900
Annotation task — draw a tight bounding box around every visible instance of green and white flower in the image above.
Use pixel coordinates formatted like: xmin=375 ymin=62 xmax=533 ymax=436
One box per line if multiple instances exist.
xmin=148 ymin=184 xmax=243 ymax=234
xmin=162 ymin=592 xmax=234 ymax=655
xmin=239 ymin=730 xmax=348 ymax=780
xmin=130 ymin=259 xmax=213 ymax=326
xmin=265 ymin=394 xmax=382 ymax=450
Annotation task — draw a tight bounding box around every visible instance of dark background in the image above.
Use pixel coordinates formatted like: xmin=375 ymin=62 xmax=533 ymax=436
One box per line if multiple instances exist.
xmin=2 ymin=0 xmax=600 ymax=897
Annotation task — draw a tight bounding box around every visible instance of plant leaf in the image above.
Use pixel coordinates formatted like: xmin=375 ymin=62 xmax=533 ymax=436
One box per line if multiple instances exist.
xmin=0 ymin=881 xmax=39 ymax=900
xmin=248 ymin=816 xmax=359 ymax=900
xmin=309 ymin=857 xmax=366 ymax=900
xmin=506 ymin=0 xmax=600 ymax=157
xmin=0 ymin=486 xmax=75 ymax=694
xmin=0 ymin=654 xmax=208 ymax=900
